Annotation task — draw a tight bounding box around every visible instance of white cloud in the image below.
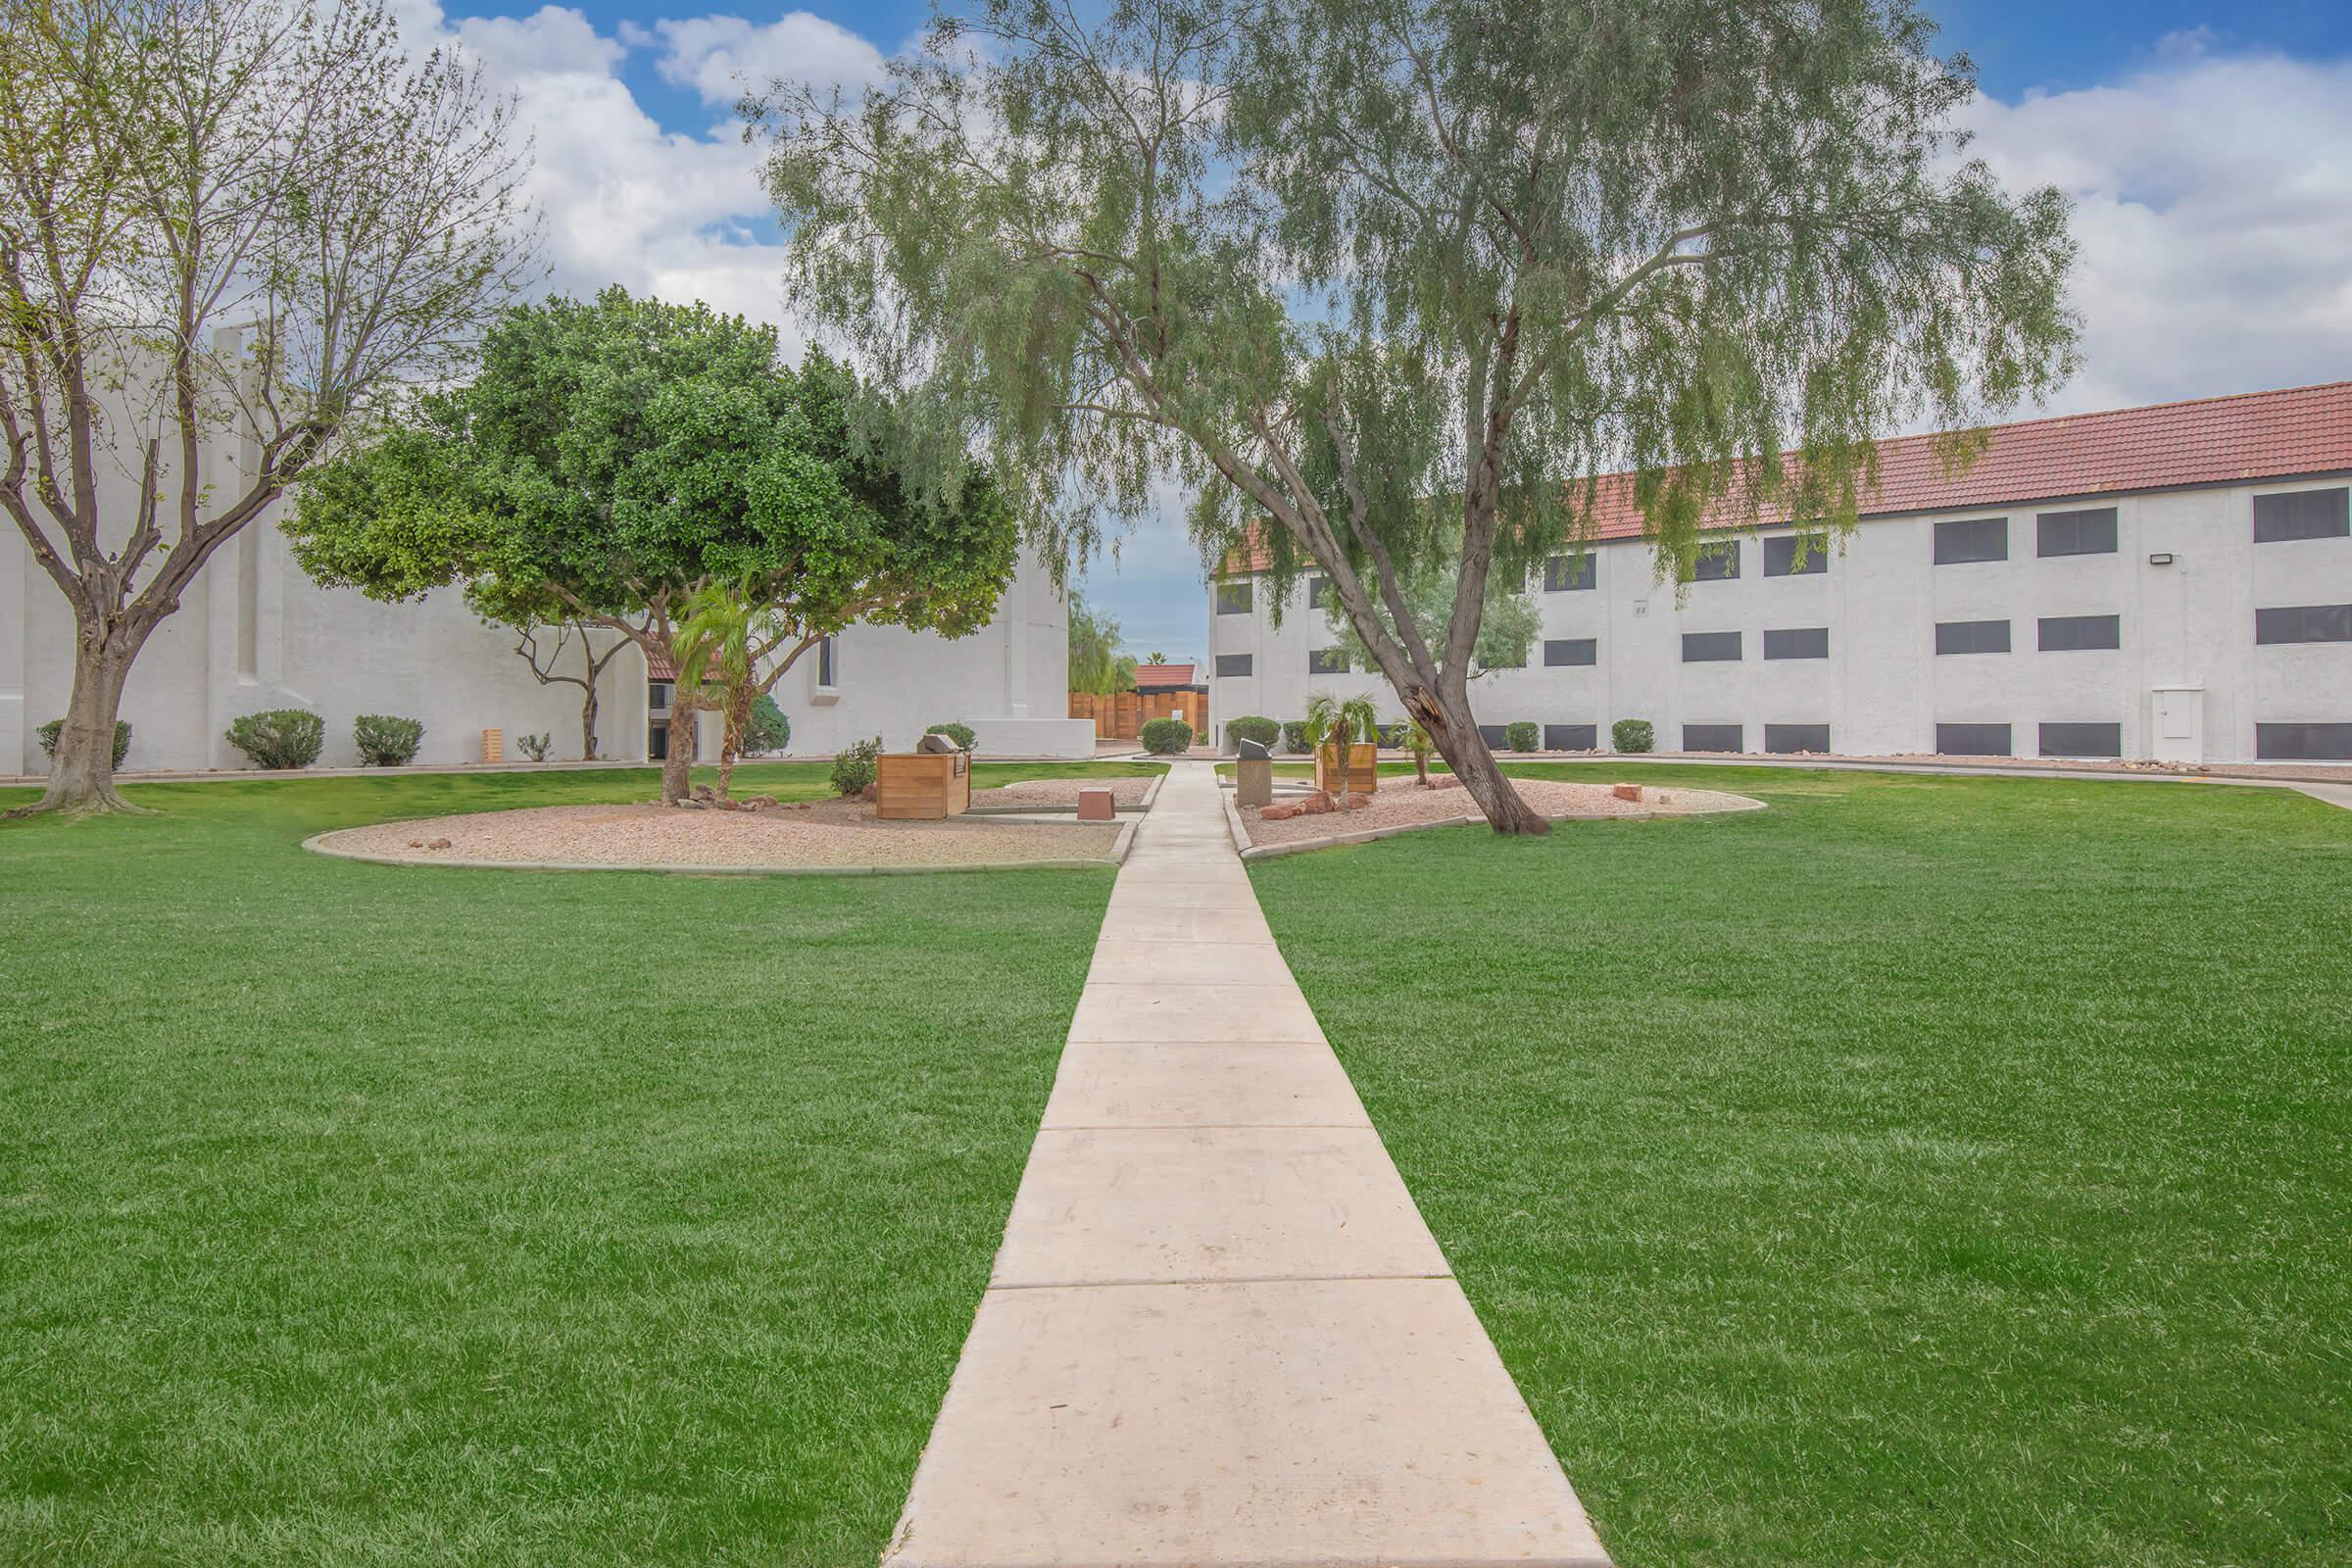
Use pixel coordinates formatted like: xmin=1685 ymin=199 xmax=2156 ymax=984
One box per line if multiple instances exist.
xmin=1962 ymin=49 xmax=2352 ymax=414
xmin=643 ymin=12 xmax=886 ymax=107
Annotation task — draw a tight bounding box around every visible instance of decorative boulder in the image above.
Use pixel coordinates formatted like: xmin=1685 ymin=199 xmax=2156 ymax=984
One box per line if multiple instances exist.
xmin=1611 ymin=783 xmax=1642 ymax=802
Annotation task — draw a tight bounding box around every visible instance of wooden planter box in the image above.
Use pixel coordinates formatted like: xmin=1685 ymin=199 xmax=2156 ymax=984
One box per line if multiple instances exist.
xmin=1314 ymin=743 xmax=1379 ymax=795
xmin=877 ymin=751 xmax=972 ymax=819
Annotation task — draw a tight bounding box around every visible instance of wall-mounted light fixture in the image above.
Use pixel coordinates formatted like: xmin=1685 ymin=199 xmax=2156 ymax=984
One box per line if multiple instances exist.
xmin=2148 ymin=552 xmax=2176 ymax=565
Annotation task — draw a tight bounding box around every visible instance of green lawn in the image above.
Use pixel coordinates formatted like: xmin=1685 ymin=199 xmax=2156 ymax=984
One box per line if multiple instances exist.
xmin=0 ymin=761 xmax=1152 ymax=1565
xmin=1250 ymin=763 xmax=2352 ymax=1568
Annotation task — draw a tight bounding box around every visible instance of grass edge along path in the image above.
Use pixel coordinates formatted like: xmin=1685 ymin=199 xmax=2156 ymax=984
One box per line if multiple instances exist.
xmin=0 ymin=764 xmax=1149 ymax=1564
xmin=1249 ymin=762 xmax=2352 ymax=1568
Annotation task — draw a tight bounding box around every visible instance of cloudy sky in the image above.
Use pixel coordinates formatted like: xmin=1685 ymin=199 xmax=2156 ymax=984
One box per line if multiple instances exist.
xmin=400 ymin=0 xmax=2352 ymax=663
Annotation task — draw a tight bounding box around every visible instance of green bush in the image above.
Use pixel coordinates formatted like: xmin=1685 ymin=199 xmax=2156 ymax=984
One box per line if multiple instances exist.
xmin=1282 ymin=720 xmax=1310 ymax=754
xmin=354 ymin=714 xmax=424 ymax=767
xmin=1613 ymin=718 xmax=1654 ymax=754
xmin=1224 ymin=714 xmax=1280 ymax=751
xmin=831 ymin=735 xmax=884 ymax=796
xmin=1506 ymin=720 xmax=1540 ymax=753
xmin=515 ymin=732 xmax=553 ymax=762
xmin=225 ymin=709 xmax=324 ymax=770
xmin=743 ymin=694 xmax=791 ymax=755
xmin=36 ymin=718 xmax=130 ymax=769
xmin=924 ymin=720 xmax=978 ymax=753
xmin=1140 ymin=716 xmax=1194 ymax=755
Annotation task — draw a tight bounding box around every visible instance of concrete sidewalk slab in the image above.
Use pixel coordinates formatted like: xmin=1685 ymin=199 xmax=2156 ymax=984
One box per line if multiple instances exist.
xmin=885 ymin=760 xmax=1611 ymax=1568
xmin=887 ymin=1278 xmax=1611 ymax=1568
xmin=1041 ymin=1041 xmax=1369 ymax=1129
xmin=992 ymin=1126 xmax=1448 ymax=1288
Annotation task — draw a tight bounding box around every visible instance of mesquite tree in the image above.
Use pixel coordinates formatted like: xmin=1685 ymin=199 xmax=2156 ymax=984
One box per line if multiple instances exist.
xmin=756 ymin=0 xmax=2077 ymax=832
xmin=0 ymin=0 xmax=533 ymax=814
xmin=285 ymin=290 xmax=1018 ymax=806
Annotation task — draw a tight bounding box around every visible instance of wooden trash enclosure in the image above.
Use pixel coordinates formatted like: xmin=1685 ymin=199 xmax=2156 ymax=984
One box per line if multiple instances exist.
xmin=877 ymin=751 xmax=972 ymax=819
xmin=1314 ymin=743 xmax=1379 ymax=795
xmin=1068 ymin=689 xmax=1207 ymax=740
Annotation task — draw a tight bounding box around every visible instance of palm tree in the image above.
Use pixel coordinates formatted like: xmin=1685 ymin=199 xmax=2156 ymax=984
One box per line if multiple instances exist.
xmin=1303 ymin=690 xmax=1379 ymax=808
xmin=1396 ymin=714 xmax=1437 ymax=787
xmin=675 ymin=577 xmax=774 ymax=802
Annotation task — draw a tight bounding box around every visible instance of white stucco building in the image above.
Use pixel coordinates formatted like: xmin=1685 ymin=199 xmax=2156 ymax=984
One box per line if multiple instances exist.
xmin=1206 ymin=382 xmax=2352 ymax=765
xmin=2 ymin=398 xmax=1088 ymax=775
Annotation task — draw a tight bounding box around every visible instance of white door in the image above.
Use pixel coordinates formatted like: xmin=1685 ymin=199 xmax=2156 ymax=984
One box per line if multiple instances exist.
xmin=2152 ymin=686 xmax=2204 ymax=764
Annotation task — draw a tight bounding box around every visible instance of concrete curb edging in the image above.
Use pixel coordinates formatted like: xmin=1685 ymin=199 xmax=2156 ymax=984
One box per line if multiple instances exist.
xmin=301 ymin=814 xmax=1135 ymax=878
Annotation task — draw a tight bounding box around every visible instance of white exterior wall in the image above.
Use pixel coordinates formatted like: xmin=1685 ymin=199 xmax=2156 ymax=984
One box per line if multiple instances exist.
xmin=4 ymin=418 xmax=1087 ymax=771
xmin=1206 ymin=473 xmax=2352 ymax=763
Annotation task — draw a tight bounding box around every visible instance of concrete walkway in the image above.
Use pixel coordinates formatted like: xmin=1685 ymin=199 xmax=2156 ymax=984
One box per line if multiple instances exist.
xmin=885 ymin=762 xmax=1609 ymax=1568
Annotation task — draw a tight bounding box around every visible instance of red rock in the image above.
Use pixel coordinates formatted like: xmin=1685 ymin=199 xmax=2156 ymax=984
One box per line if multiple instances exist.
xmin=1429 ymin=776 xmax=1463 ymax=791
xmin=1342 ymin=793 xmax=1372 ymax=810
xmin=1301 ymin=790 xmax=1338 ymax=814
xmin=1260 ymin=803 xmax=1298 ymax=821
xmin=1611 ymin=782 xmax=1642 ymax=802
xmin=427 ymin=837 xmax=452 ymax=850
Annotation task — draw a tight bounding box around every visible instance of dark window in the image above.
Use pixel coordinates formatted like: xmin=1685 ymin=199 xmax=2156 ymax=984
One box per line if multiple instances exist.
xmin=1477 ymin=723 xmax=1510 ymax=748
xmin=1936 ymin=618 xmax=2011 ymax=656
xmin=2036 ymin=508 xmax=2119 ymax=558
xmin=2257 ymin=722 xmax=2352 ymax=760
xmin=2253 ymin=487 xmax=2350 ymax=544
xmin=1307 ymin=648 xmax=1349 ymax=674
xmin=1213 ymin=653 xmax=1252 ymax=677
xmin=2040 ymin=722 xmax=2123 ymax=758
xmin=2038 ymin=613 xmax=2122 ymax=652
xmin=1683 ymin=723 xmax=1743 ymax=753
xmin=1544 ymin=637 xmax=1597 ymax=666
xmin=648 ymin=679 xmax=672 ymax=712
xmin=1544 ymin=723 xmax=1598 ymax=751
xmin=816 ymin=636 xmax=838 ymax=687
xmin=1691 ymin=542 xmax=1740 ymax=581
xmin=2256 ymin=604 xmax=2352 ymax=644
xmin=1544 ymin=554 xmax=1596 ymax=592
xmin=1682 ymin=630 xmax=1742 ymax=662
xmin=1306 ymin=574 xmax=1331 ymax=609
xmin=1215 ymin=580 xmax=1254 ymax=614
xmin=1935 ymin=516 xmax=2008 ymax=564
xmin=1764 ymin=723 xmax=1831 ymax=754
xmin=1763 ymin=626 xmax=1830 ymax=660
xmin=1936 ymin=722 xmax=2013 ymax=757
xmin=1763 ymin=532 xmax=1829 ymax=576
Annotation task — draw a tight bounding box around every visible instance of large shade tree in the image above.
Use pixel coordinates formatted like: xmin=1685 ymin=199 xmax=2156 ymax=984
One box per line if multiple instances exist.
xmin=284 ymin=289 xmax=1019 ymax=805
xmin=757 ymin=0 xmax=2078 ymax=832
xmin=0 ymin=0 xmax=534 ymax=814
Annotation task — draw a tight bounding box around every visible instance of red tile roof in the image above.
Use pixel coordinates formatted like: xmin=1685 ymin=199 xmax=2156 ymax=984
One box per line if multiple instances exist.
xmin=1134 ymin=662 xmax=1197 ymax=689
xmin=645 ymin=650 xmax=676 ymax=680
xmin=1221 ymin=380 xmax=2352 ymax=571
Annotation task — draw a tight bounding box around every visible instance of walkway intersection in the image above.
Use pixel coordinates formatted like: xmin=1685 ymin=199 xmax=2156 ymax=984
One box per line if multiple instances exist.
xmin=885 ymin=762 xmax=1611 ymax=1568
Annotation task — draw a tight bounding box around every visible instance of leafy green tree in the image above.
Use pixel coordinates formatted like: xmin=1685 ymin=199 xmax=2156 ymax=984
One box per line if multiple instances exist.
xmin=1067 ymin=595 xmax=1128 ymax=695
xmin=674 ymin=577 xmax=771 ymax=801
xmin=0 ymin=0 xmax=534 ymax=814
xmin=286 ymin=289 xmax=1019 ymax=805
xmin=1322 ymin=560 xmax=1538 ymax=675
xmin=757 ymin=0 xmax=2076 ymax=833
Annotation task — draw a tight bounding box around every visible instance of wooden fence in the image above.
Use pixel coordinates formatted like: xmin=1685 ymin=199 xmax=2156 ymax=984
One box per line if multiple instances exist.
xmin=1068 ymin=689 xmax=1207 ymax=741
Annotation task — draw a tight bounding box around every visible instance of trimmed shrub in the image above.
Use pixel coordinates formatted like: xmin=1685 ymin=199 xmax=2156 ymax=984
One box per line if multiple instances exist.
xmin=354 ymin=714 xmax=424 ymax=767
xmin=831 ymin=735 xmax=883 ymax=796
xmin=1224 ymin=714 xmax=1280 ymax=752
xmin=225 ymin=709 xmax=323 ymax=770
xmin=924 ymin=720 xmax=978 ymax=754
xmin=1141 ymin=716 xmax=1194 ymax=755
xmin=36 ymin=718 xmax=131 ymax=769
xmin=515 ymin=732 xmax=553 ymax=762
xmin=1505 ymin=720 xmax=1540 ymax=753
xmin=1613 ymin=718 xmax=1655 ymax=754
xmin=743 ymin=694 xmax=791 ymax=755
xmin=1282 ymin=720 xmax=1310 ymax=754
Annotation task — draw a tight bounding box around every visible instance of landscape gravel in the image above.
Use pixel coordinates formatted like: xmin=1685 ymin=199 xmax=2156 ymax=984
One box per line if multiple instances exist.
xmin=1241 ymin=777 xmax=1759 ymax=846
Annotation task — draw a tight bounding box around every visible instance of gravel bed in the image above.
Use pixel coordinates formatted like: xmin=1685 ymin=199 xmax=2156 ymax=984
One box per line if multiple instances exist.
xmin=968 ymin=776 xmax=1156 ymax=809
xmin=315 ymin=799 xmax=1120 ymax=869
xmin=1241 ymin=777 xmax=1759 ymax=846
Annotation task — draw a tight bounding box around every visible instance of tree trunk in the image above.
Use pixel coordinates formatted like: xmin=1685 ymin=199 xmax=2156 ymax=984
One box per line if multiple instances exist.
xmin=661 ymin=699 xmax=696 ymax=805
xmin=715 ymin=687 xmax=751 ymax=801
xmin=14 ymin=620 xmax=147 ymax=817
xmin=1402 ymin=683 xmax=1549 ymax=835
xmin=580 ymin=682 xmax=600 ymax=760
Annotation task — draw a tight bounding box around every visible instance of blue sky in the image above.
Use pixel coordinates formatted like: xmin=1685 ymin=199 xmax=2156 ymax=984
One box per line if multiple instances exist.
xmin=417 ymin=0 xmax=2352 ymax=662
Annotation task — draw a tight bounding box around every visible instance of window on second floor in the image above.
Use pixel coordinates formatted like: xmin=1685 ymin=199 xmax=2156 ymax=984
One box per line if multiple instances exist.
xmin=1307 ymin=648 xmax=1349 ymax=674
xmin=1544 ymin=554 xmax=1596 ymax=592
xmin=2256 ymin=604 xmax=2352 ymax=644
xmin=1762 ymin=626 xmax=1829 ymax=660
xmin=1215 ymin=580 xmax=1254 ymax=614
xmin=1681 ymin=630 xmax=1742 ymax=662
xmin=1213 ymin=652 xmax=1252 ymax=677
xmin=2038 ymin=613 xmax=2122 ymax=652
xmin=1935 ymin=516 xmax=2008 ymax=564
xmin=1306 ymin=574 xmax=1331 ymax=609
xmin=1544 ymin=638 xmax=1597 ymax=666
xmin=648 ymin=680 xmax=672 ymax=712
xmin=2253 ymin=487 xmax=2350 ymax=544
xmin=1762 ymin=532 xmax=1829 ymax=576
xmin=1936 ymin=618 xmax=2011 ymax=656
xmin=1690 ymin=542 xmax=1740 ymax=581
xmin=2037 ymin=507 xmax=2119 ymax=557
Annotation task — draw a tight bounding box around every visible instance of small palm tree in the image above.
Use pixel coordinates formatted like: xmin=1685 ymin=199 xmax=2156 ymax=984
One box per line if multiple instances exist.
xmin=1396 ymin=714 xmax=1437 ymax=786
xmin=675 ymin=577 xmax=775 ymax=802
xmin=1303 ymin=690 xmax=1379 ymax=806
